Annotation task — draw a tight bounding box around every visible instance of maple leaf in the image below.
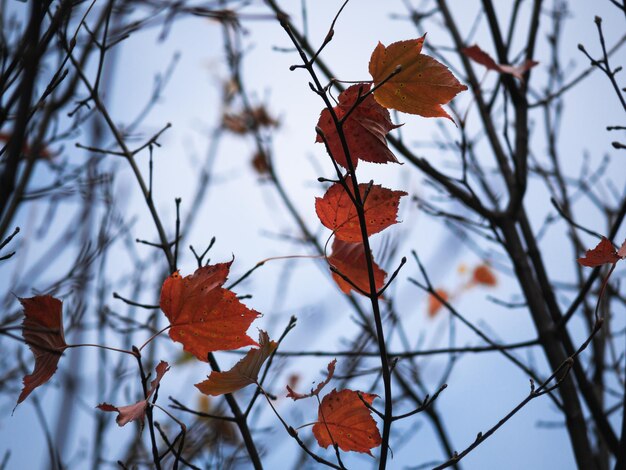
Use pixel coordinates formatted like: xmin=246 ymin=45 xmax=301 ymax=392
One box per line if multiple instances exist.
xmin=315 ymin=83 xmax=400 ymax=169
xmin=577 ymin=237 xmax=625 ymax=267
xmin=97 ymin=361 xmax=169 ymax=429
xmin=16 ymin=295 xmax=68 ymax=407
xmin=315 ymin=180 xmax=407 ymax=242
xmin=195 ymin=330 xmax=277 ymax=396
xmin=428 ymin=288 xmax=449 ymax=317
xmin=312 ymin=388 xmax=382 ymax=455
xmin=328 ymin=238 xmax=386 ymax=295
xmin=160 ymin=262 xmax=260 ymax=361
xmin=287 ymin=359 xmax=336 ymax=401
xmin=462 ymin=44 xmax=538 ymax=80
xmin=472 ymin=264 xmax=497 ymax=287
xmin=369 ymin=35 xmax=467 ymax=120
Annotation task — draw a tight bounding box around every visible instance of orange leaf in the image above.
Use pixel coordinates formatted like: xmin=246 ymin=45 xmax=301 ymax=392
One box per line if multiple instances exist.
xmin=160 ymin=262 xmax=260 ymax=361
xmin=577 ymin=237 xmax=621 ymax=267
xmin=328 ymin=238 xmax=386 ymax=295
xmin=369 ymin=35 xmax=467 ymax=120
xmin=287 ymin=359 xmax=336 ymax=401
xmin=428 ymin=288 xmax=449 ymax=317
xmin=315 ymin=180 xmax=407 ymax=242
xmin=316 ymin=83 xmax=400 ymax=169
xmin=472 ymin=264 xmax=497 ymax=287
xmin=97 ymin=361 xmax=169 ymax=429
xmin=196 ymin=330 xmax=277 ymax=396
xmin=313 ymin=389 xmax=381 ymax=455
xmin=16 ymin=295 xmax=68 ymax=407
xmin=462 ymin=44 xmax=538 ymax=80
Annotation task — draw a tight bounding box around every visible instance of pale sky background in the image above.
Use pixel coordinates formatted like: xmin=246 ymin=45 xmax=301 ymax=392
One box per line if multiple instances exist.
xmin=1 ymin=1 xmax=625 ymax=469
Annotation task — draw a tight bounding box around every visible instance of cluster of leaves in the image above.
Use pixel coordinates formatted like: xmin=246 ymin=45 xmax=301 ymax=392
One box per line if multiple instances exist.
xmin=315 ymin=34 xmax=466 ymax=302
xmin=17 ymin=33 xmax=556 ymax=460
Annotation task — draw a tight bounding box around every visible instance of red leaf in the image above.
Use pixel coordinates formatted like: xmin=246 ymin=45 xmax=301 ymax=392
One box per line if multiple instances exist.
xmin=287 ymin=359 xmax=336 ymax=401
xmin=312 ymin=389 xmax=382 ymax=455
xmin=617 ymin=239 xmax=626 ymax=259
xmin=428 ymin=288 xmax=449 ymax=318
xmin=462 ymin=44 xmax=538 ymax=80
xmin=328 ymin=239 xmax=386 ymax=295
xmin=577 ymin=237 xmax=621 ymax=267
xmin=369 ymin=35 xmax=467 ymax=120
xmin=315 ymin=180 xmax=407 ymax=242
xmin=316 ymin=83 xmax=400 ymax=169
xmin=97 ymin=361 xmax=169 ymax=429
xmin=160 ymin=262 xmax=260 ymax=361
xmin=16 ymin=295 xmax=68 ymax=407
xmin=195 ymin=330 xmax=277 ymax=396
xmin=472 ymin=264 xmax=497 ymax=287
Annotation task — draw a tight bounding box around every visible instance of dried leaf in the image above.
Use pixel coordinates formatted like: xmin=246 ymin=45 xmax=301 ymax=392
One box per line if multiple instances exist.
xmin=577 ymin=237 xmax=621 ymax=267
xmin=315 ymin=180 xmax=407 ymax=242
xmin=16 ymin=295 xmax=68 ymax=407
xmin=160 ymin=262 xmax=260 ymax=361
xmin=97 ymin=361 xmax=169 ymax=429
xmin=196 ymin=330 xmax=277 ymax=396
xmin=287 ymin=359 xmax=336 ymax=401
xmin=462 ymin=44 xmax=538 ymax=80
xmin=369 ymin=35 xmax=467 ymax=119
xmin=312 ymin=389 xmax=381 ymax=455
xmin=316 ymin=83 xmax=400 ymax=169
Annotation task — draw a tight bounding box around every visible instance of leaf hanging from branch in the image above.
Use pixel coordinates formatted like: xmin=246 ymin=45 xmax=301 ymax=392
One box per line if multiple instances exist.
xmin=196 ymin=330 xmax=277 ymax=396
xmin=16 ymin=295 xmax=68 ymax=408
xmin=97 ymin=361 xmax=170 ymax=430
xmin=327 ymin=239 xmax=386 ymax=295
xmin=316 ymin=83 xmax=400 ymax=169
xmin=315 ymin=180 xmax=407 ymax=242
xmin=312 ymin=388 xmax=382 ymax=455
xmin=369 ymin=35 xmax=467 ymax=120
xmin=160 ymin=262 xmax=260 ymax=361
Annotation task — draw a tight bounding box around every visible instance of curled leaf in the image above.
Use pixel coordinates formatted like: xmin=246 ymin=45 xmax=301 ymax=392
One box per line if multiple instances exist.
xmin=97 ymin=361 xmax=170 ymax=430
xmin=287 ymin=359 xmax=336 ymax=400
xmin=577 ymin=237 xmax=622 ymax=267
xmin=316 ymin=83 xmax=400 ymax=169
xmin=312 ymin=388 xmax=382 ymax=455
xmin=196 ymin=330 xmax=277 ymax=396
xmin=16 ymin=295 xmax=68 ymax=407
xmin=160 ymin=262 xmax=260 ymax=361
xmin=369 ymin=35 xmax=467 ymax=119
xmin=462 ymin=44 xmax=538 ymax=80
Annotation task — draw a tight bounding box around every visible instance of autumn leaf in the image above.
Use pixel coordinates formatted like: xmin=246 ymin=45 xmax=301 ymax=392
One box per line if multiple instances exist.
xmin=462 ymin=44 xmax=538 ymax=80
xmin=369 ymin=35 xmax=467 ymax=120
xmin=312 ymin=389 xmax=382 ymax=455
xmin=287 ymin=359 xmax=336 ymax=401
xmin=97 ymin=361 xmax=169 ymax=429
xmin=328 ymin=238 xmax=386 ymax=295
xmin=472 ymin=264 xmax=497 ymax=287
xmin=428 ymin=288 xmax=449 ymax=317
xmin=195 ymin=330 xmax=277 ymax=396
xmin=315 ymin=180 xmax=407 ymax=242
xmin=16 ymin=295 xmax=68 ymax=407
xmin=316 ymin=83 xmax=400 ymax=169
xmin=577 ymin=237 xmax=624 ymax=267
xmin=160 ymin=262 xmax=260 ymax=361
xmin=222 ymin=105 xmax=279 ymax=135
